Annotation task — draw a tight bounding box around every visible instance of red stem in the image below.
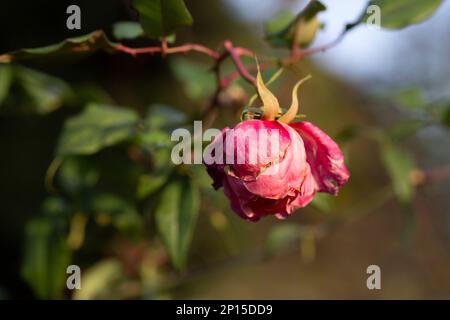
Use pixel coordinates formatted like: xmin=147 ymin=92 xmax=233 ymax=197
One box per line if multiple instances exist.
xmin=301 ymin=33 xmax=345 ymax=57
xmin=223 ymin=40 xmax=256 ymax=85
xmin=115 ymin=43 xmax=221 ymax=59
xmin=116 ymin=40 xmax=256 ymax=84
xmin=114 ymin=35 xmax=342 ymax=128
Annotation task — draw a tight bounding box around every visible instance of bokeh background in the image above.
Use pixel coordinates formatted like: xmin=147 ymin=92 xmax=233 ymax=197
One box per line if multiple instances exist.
xmin=1 ymin=0 xmax=450 ymax=299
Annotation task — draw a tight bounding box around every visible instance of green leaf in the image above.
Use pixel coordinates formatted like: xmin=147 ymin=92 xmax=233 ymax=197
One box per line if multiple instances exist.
xmin=138 ymin=129 xmax=173 ymax=151
xmin=265 ymin=11 xmax=296 ymax=48
xmin=392 ymin=87 xmax=424 ymax=109
xmin=90 ymin=193 xmax=142 ymax=234
xmin=365 ymin=0 xmax=443 ymax=29
xmin=144 ymin=103 xmax=187 ymax=130
xmin=170 ymin=58 xmax=216 ymax=102
xmin=113 ymin=21 xmax=144 ymax=40
xmin=380 ymin=140 xmax=416 ymax=203
xmin=264 ymin=1 xmax=326 ymax=49
xmin=58 ymin=156 xmax=99 ymax=196
xmin=133 ymin=0 xmax=193 ymax=38
xmin=264 ymin=223 xmax=301 ymax=257
xmin=22 ymin=216 xmax=71 ymax=299
xmin=15 ymin=66 xmax=73 ymax=114
xmin=155 ymin=175 xmax=199 ymax=270
xmin=137 ymin=174 xmax=168 ymax=199
xmin=0 ymin=30 xmax=117 ymax=63
xmin=57 ymin=103 xmax=139 ymax=156
xmin=0 ymin=64 xmax=13 ymax=105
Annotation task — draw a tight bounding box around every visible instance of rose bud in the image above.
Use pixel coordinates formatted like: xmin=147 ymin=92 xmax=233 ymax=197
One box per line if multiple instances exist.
xmin=204 ymin=66 xmax=349 ymax=221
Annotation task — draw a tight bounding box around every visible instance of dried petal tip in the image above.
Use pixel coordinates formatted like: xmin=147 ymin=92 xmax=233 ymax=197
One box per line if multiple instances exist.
xmin=255 ymin=59 xmax=280 ymax=120
xmin=278 ymin=74 xmax=312 ymax=124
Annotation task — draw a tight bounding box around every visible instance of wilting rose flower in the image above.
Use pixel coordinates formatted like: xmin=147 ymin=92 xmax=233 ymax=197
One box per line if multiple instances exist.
xmin=203 ymin=66 xmax=349 ymax=221
xmin=204 ymin=119 xmax=349 ymax=221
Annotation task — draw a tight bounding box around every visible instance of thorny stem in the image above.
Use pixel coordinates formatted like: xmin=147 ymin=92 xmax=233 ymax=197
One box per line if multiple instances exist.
xmin=115 ymin=43 xmax=221 ymax=59
xmin=223 ymin=40 xmax=256 ymax=85
xmin=115 ymin=31 xmax=345 ymax=127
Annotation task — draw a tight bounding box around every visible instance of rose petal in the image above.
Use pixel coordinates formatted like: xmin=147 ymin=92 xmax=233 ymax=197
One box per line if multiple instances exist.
xmin=290 ymin=121 xmax=350 ymax=195
xmin=242 ymin=122 xmax=307 ymax=199
xmin=228 ymin=120 xmax=291 ymax=179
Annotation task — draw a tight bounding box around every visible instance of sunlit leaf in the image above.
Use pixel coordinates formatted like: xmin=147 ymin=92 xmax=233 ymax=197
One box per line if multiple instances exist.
xmin=154 ymin=175 xmax=199 ymax=270
xmin=264 ymin=1 xmax=326 ymax=49
xmin=0 ymin=30 xmax=117 ymax=63
xmin=113 ymin=21 xmax=144 ymax=40
xmin=73 ymin=259 xmax=124 ymax=300
xmin=132 ymin=0 xmax=193 ymax=38
xmin=365 ymin=0 xmax=443 ymax=29
xmin=264 ymin=223 xmax=300 ymax=257
xmin=57 ymin=103 xmax=139 ymax=156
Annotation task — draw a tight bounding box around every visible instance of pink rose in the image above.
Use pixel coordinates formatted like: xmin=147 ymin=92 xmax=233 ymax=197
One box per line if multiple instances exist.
xmin=204 ymin=120 xmax=349 ymax=221
xmin=204 ymin=67 xmax=349 ymax=221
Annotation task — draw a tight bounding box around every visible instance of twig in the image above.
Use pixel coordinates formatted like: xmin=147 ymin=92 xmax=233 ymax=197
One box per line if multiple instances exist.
xmin=115 ymin=31 xmax=348 ymax=129
xmin=300 ymin=33 xmax=346 ymax=58
xmin=223 ymin=40 xmax=256 ymax=85
xmin=115 ymin=43 xmax=221 ymax=59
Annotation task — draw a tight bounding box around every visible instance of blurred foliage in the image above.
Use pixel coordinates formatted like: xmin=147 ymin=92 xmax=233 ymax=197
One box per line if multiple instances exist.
xmin=133 ymin=0 xmax=193 ymax=38
xmin=264 ymin=1 xmax=326 ymax=49
xmin=264 ymin=223 xmax=301 ymax=257
xmin=379 ymin=139 xmax=416 ymax=203
xmin=113 ymin=22 xmax=144 ymax=40
xmin=22 ymin=199 xmax=71 ymax=299
xmin=56 ymin=103 xmax=140 ymax=156
xmin=154 ymin=174 xmax=200 ymax=270
xmin=0 ymin=65 xmax=73 ymax=114
xmin=170 ymin=58 xmax=215 ymax=102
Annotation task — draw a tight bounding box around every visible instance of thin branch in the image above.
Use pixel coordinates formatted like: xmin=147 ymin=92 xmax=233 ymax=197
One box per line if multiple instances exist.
xmin=300 ymin=33 xmax=346 ymax=58
xmin=115 ymin=33 xmax=346 ymax=129
xmin=281 ymin=33 xmax=346 ymax=65
xmin=115 ymin=43 xmax=221 ymax=59
xmin=223 ymin=40 xmax=256 ymax=85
